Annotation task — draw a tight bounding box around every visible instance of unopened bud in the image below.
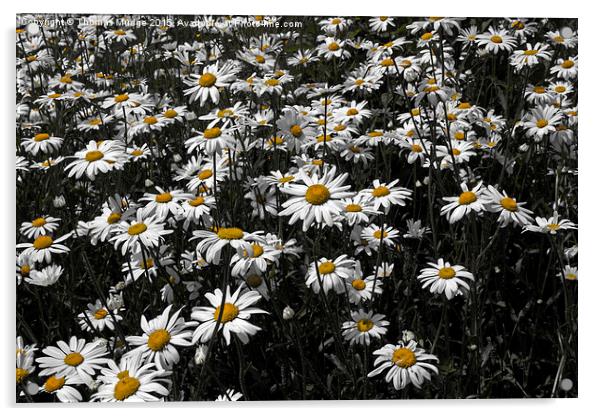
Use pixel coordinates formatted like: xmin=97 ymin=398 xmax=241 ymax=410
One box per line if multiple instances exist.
xmin=283 ymin=305 xmax=295 ymax=320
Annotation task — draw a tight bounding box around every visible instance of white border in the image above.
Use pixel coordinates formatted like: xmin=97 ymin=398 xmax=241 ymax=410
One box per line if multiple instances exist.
xmin=2 ymin=1 xmax=598 ymax=415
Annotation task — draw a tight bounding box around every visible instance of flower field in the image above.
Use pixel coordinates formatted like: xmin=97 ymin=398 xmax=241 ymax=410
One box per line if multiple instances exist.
xmin=15 ymin=14 xmax=578 ymax=402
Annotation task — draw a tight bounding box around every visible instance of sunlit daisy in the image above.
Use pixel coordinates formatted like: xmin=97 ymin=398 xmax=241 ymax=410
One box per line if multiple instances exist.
xmin=417 ymin=259 xmax=475 ymax=299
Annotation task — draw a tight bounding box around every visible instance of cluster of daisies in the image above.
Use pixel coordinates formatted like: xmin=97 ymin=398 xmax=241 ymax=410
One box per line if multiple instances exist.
xmin=16 ymin=14 xmax=577 ymax=401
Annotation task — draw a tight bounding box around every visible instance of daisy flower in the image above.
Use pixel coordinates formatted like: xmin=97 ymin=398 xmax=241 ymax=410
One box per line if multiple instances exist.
xmin=125 ymin=305 xmax=196 ymax=370
xmin=550 ymin=56 xmax=578 ymax=80
xmin=140 ymin=187 xmax=191 ymax=221
xmin=305 ymin=255 xmax=355 ymax=295
xmin=359 ymin=179 xmax=412 ymax=213
xmin=191 ymin=284 xmax=268 ymax=345
xmin=476 ymin=28 xmax=517 ymax=54
xmin=185 ymin=125 xmax=237 ymax=155
xmin=482 ymin=186 xmax=533 ymax=227
xmin=36 ymin=336 xmax=109 ymax=385
xmin=342 ymin=310 xmax=389 ymax=346
xmin=440 ymin=182 xmax=486 ymax=223
xmin=24 ymin=264 xmax=63 ymax=286
xmin=340 ymin=195 xmax=377 ymax=226
xmin=183 ymin=62 xmax=237 ymax=106
xmin=368 ymin=340 xmax=439 ymax=390
xmin=361 ymin=223 xmax=400 ymax=248
xmin=78 ymin=299 xmax=122 ymax=333
xmin=279 ymin=166 xmax=354 ymax=231
xmin=17 ymin=233 xmax=71 ymax=263
xmin=19 ymin=215 xmax=60 ymax=239
xmin=92 ymin=352 xmax=171 ymax=402
xmin=417 ymin=259 xmax=475 ymax=300
xmin=192 ymin=226 xmax=260 ymax=265
xmin=21 ymin=132 xmax=63 ymax=156
xmin=559 ymin=265 xmax=578 ymax=281
xmin=216 ymin=389 xmax=243 ymax=401
xmin=40 ymin=375 xmax=82 ymax=402
xmin=230 ymin=239 xmax=280 ymax=277
xmin=65 ymin=140 xmax=125 ymax=180
xmin=523 ymin=211 xmax=577 ymax=234
xmin=110 ymin=210 xmax=173 ymax=256
xmin=523 ymin=106 xmax=562 ymax=140
xmin=369 ymin=16 xmax=395 ymax=32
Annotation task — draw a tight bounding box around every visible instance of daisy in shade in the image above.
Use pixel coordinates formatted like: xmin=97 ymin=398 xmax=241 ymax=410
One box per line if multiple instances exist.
xmin=550 ymin=56 xmax=578 ymax=80
xmin=305 ymin=255 xmax=355 ymax=295
xmin=191 ymin=284 xmax=268 ymax=345
xmin=359 ymin=179 xmax=412 ymax=213
xmin=523 ymin=211 xmax=577 ymax=235
xmin=21 ymin=132 xmax=63 ymax=156
xmin=78 ymin=299 xmax=122 ymax=333
xmin=417 ymin=259 xmax=475 ymax=300
xmin=523 ymin=106 xmax=562 ymax=140
xmin=361 ymin=223 xmax=400 ymax=248
xmin=125 ymin=305 xmax=196 ymax=370
xmin=183 ymin=62 xmax=237 ymax=106
xmin=16 ymin=253 xmax=35 ymax=284
xmin=192 ymin=226 xmax=261 ymax=265
xmin=16 ymin=347 xmax=36 ymax=387
xmin=110 ymin=209 xmax=173 ymax=255
xmin=440 ymin=182 xmax=486 ymax=224
xmin=178 ymin=194 xmax=216 ymax=228
xmin=368 ymin=340 xmax=439 ymax=390
xmin=230 ymin=239 xmax=280 ymax=278
xmin=342 ymin=310 xmax=389 ymax=346
xmin=92 ymin=353 xmax=172 ymax=402
xmin=17 ymin=233 xmax=71 ymax=263
xmin=20 ymin=216 xmax=60 ymax=239
xmin=65 ymin=140 xmax=125 ymax=180
xmin=510 ymin=42 xmax=552 ymax=70
xmin=476 ymin=28 xmax=517 ymax=54
xmin=36 ymin=336 xmax=109 ymax=385
xmin=276 ymin=110 xmax=315 ymax=152
xmin=40 ymin=375 xmax=82 ymax=402
xmin=279 ymin=166 xmax=354 ymax=231
xmin=216 ymin=389 xmax=243 ymax=401
xmin=140 ymin=187 xmax=191 ymax=221
xmin=482 ymin=186 xmax=533 ymax=227
xmin=559 ymin=265 xmax=578 ymax=281
xmin=25 ymin=264 xmax=63 ymax=286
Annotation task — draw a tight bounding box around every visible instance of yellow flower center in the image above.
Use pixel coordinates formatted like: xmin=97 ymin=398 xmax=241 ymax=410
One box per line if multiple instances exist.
xmin=44 ymin=375 xmax=65 ymax=392
xmin=547 ymin=223 xmax=560 ymax=231
xmin=248 ymin=243 xmax=264 ymax=258
xmin=554 ymin=86 xmax=567 ymax=93
xmin=204 ymin=127 xmax=222 ymax=139
xmin=490 ymin=35 xmax=503 ymax=44
xmin=265 ymin=79 xmax=280 ymax=86
xmin=311 ymin=159 xmax=324 ymax=166
xmin=278 ymin=175 xmax=295 ymax=183
xmin=351 ymin=279 xmax=366 ymax=290
xmin=500 ymin=197 xmax=518 ymax=212
xmin=533 ymin=86 xmax=546 ymax=94
xmin=561 ymin=60 xmax=574 ymax=69
xmin=354 ymin=79 xmax=365 ymax=86
xmin=16 ymin=368 xmax=29 ymax=384
xmin=114 ymin=94 xmax=129 ymax=103
xmin=155 ymin=192 xmax=173 ymax=203
xmin=255 ymin=55 xmax=265 ymax=64
xmin=524 ymin=49 xmax=539 ymax=56
xmin=438 ymin=267 xmax=456 ymax=279
xmin=48 ymin=93 xmax=62 ymax=99
xmin=85 ymin=150 xmax=104 ymax=162
xmin=566 ymin=273 xmax=577 ymax=281
xmin=20 ymin=265 xmax=31 ymax=276
xmin=345 ymin=204 xmax=362 ymax=212
xmin=290 ymin=124 xmax=303 ymax=137
xmin=318 ymin=261 xmax=336 ymax=275
xmin=305 ymin=184 xmax=330 ymax=205
xmin=144 ymin=116 xmax=158 ymax=125
xmin=107 ymin=212 xmax=122 ymax=224
xmin=458 ymin=191 xmax=477 ymax=205
xmin=217 ymin=227 xmax=244 ymax=240
xmin=33 ymin=235 xmax=53 ymax=250
xmin=421 ymin=32 xmax=433 ymax=41
xmin=34 ymin=133 xmax=50 ymax=142
xmin=186 ymin=196 xmax=204 ymax=208
xmin=214 ymin=303 xmax=239 ymax=322
xmin=411 ymin=144 xmax=423 ymax=153
xmin=536 ymin=119 xmax=549 ymax=128
xmin=392 ymin=347 xmax=417 ymax=368
xmin=60 ymin=75 xmax=72 ymax=84
xmin=331 ymin=18 xmax=341 ymax=24
xmin=372 ymin=186 xmax=390 ymax=198
xmin=328 ymin=42 xmax=340 ymax=51
xmin=245 ymin=274 xmax=263 ymax=288
xmin=357 ymin=319 xmax=374 ymax=332
xmin=147 ymin=329 xmax=171 ymax=351
xmin=163 ymin=109 xmax=178 ymax=118
xmin=199 ymin=72 xmax=217 ymax=87
xmin=64 ymin=352 xmax=84 ymax=367
xmin=31 ymin=217 xmax=46 ymax=227
xmin=346 ymin=108 xmax=359 ymax=117
xmin=373 ymin=229 xmax=389 ymax=239
xmin=94 ymin=309 xmax=108 ymax=320
xmin=380 ymin=58 xmax=394 ymax=67
xmin=114 ymin=372 xmax=141 ymax=401
xmin=127 ymin=223 xmax=147 ymax=236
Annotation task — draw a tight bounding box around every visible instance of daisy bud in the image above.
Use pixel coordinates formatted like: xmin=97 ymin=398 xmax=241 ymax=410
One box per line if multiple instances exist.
xmin=401 ymin=330 xmax=415 ymax=343
xmin=114 ymin=281 xmax=126 ymax=291
xmin=560 ymin=378 xmax=573 ymax=392
xmin=145 ymin=179 xmax=154 ymax=187
xmin=468 ymin=344 xmax=477 ymax=351
xmin=282 ymin=305 xmax=295 ymax=320
xmin=423 ymin=176 xmax=430 ymax=185
xmin=519 ymin=143 xmax=529 ymax=152
xmin=194 ymin=344 xmax=208 ymax=365
xmin=24 ymin=381 xmax=39 ymax=396
xmin=52 ymin=195 xmax=66 ymax=208
xmin=173 ymin=153 xmax=182 ymax=163
xmin=107 ymin=292 xmax=124 ymax=310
